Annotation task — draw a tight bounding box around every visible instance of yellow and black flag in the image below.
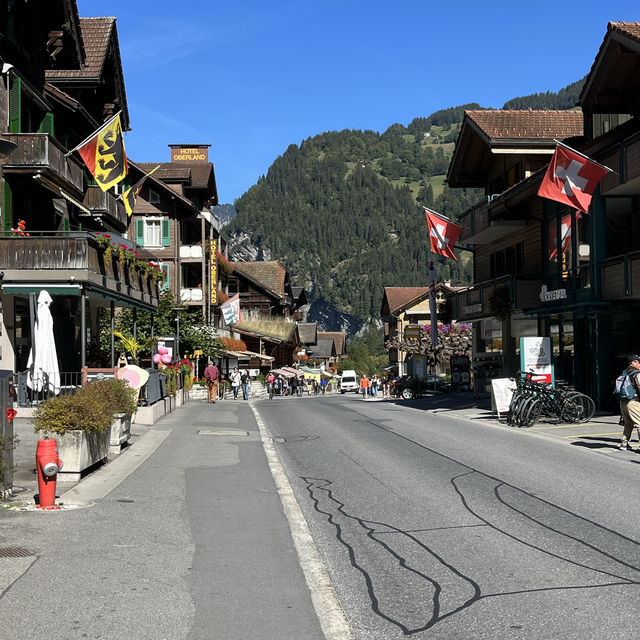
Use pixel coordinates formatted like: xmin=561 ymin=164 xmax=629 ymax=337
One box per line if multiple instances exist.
xmin=122 ymin=165 xmax=160 ymax=216
xmin=70 ymin=113 xmax=128 ymax=192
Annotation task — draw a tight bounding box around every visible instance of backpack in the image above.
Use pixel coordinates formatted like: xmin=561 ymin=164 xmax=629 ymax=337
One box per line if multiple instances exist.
xmin=614 ymin=370 xmax=637 ymax=400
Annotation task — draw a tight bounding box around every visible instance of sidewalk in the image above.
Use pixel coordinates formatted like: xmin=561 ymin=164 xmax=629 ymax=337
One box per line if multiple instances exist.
xmin=0 ymin=398 xmax=327 ymax=640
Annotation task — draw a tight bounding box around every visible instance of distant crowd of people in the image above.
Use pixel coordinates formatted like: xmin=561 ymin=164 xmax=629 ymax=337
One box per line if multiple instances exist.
xmin=265 ymin=371 xmax=328 ymax=397
xmin=357 ymin=374 xmax=388 ymax=399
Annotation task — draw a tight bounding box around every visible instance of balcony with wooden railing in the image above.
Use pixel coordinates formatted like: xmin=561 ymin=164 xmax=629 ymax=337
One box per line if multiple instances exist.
xmin=0 ymin=232 xmax=159 ymax=310
xmin=82 ymin=186 xmax=127 ymax=231
xmin=1 ymin=133 xmax=84 ymax=196
xmin=449 ymin=274 xmax=543 ymax=321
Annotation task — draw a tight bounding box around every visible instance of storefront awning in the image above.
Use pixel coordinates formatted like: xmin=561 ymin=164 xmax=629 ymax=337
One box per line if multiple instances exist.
xmin=2 ymin=283 xmax=82 ymax=296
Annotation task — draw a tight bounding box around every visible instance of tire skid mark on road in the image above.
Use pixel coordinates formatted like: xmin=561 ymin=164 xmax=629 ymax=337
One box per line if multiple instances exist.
xmin=308 ymin=407 xmax=640 ymax=634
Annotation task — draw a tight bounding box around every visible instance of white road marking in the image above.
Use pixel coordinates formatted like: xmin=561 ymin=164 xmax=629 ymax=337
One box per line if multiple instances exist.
xmin=250 ymin=404 xmax=354 ymax=640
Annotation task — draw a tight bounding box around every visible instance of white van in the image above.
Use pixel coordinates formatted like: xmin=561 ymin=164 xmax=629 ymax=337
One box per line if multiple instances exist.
xmin=339 ymin=370 xmax=359 ymax=394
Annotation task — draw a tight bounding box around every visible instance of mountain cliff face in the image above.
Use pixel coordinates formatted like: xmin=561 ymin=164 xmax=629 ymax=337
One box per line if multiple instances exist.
xmin=224 ymin=80 xmax=584 ymax=334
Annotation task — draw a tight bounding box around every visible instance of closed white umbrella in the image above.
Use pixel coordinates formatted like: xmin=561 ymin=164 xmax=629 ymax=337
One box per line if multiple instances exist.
xmin=26 ymin=290 xmax=60 ymax=394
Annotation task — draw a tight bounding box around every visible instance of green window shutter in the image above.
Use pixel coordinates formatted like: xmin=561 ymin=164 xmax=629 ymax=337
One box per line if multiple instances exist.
xmin=162 ymin=264 xmax=170 ymax=291
xmin=8 ymin=76 xmax=21 ymax=133
xmin=2 ymin=182 xmax=13 ymax=231
xmin=161 ymin=219 xmax=170 ymax=246
xmin=136 ymin=219 xmax=144 ymax=246
xmin=38 ymin=112 xmax=55 ymax=137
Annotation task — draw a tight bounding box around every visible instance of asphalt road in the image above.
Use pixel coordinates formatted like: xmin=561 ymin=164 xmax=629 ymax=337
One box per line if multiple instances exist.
xmin=255 ymin=393 xmax=640 ymax=639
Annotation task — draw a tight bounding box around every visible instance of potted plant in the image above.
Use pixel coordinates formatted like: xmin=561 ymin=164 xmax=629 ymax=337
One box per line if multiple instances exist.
xmin=33 ymin=379 xmax=137 ymax=479
xmin=89 ymin=378 xmax=138 ymax=454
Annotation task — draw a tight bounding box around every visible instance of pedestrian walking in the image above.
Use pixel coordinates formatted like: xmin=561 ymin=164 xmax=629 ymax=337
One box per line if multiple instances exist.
xmin=616 ymin=354 xmax=640 ymax=450
xmin=371 ymin=375 xmax=379 ymax=398
xmin=203 ymin=360 xmax=220 ymax=403
xmin=296 ymin=374 xmax=304 ymax=397
xmin=320 ymin=377 xmax=327 ymax=394
xmin=290 ymin=375 xmax=298 ymax=398
xmin=240 ymin=368 xmax=250 ymax=400
xmin=360 ymin=375 xmax=369 ymax=399
xmin=230 ymin=367 xmax=241 ymax=399
xmin=266 ymin=371 xmax=276 ymax=399
xmin=312 ymin=379 xmax=319 ymax=395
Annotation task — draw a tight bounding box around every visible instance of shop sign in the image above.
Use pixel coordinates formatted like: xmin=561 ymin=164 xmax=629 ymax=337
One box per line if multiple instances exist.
xmin=491 ymin=378 xmax=517 ymax=416
xmin=511 ymin=317 xmax=538 ymax=337
xmin=462 ymin=303 xmax=482 ymax=314
xmin=210 ymin=239 xmax=217 ymax=305
xmin=539 ymin=284 xmax=567 ymax=302
xmin=520 ymin=336 xmax=553 ymax=384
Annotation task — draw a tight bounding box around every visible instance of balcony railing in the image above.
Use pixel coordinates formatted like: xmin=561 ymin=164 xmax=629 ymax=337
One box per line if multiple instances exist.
xmin=180 ymin=287 xmax=203 ymax=302
xmin=602 ymin=251 xmax=640 ymax=300
xmin=2 ymin=133 xmax=84 ymax=195
xmin=179 ymin=245 xmax=204 ymax=259
xmin=82 ymin=186 xmax=127 ymax=230
xmin=450 ymin=274 xmax=543 ymax=320
xmin=0 ymin=232 xmax=159 ymax=308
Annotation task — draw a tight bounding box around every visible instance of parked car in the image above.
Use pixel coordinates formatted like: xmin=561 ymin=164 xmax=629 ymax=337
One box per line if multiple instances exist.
xmin=390 ymin=374 xmax=451 ymax=399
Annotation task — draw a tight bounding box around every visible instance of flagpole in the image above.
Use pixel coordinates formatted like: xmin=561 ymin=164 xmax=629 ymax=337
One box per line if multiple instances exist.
xmin=552 ymin=139 xmax=615 ymax=174
xmin=65 ymin=111 xmax=122 ymax=157
xmin=423 ymin=206 xmax=453 ymax=221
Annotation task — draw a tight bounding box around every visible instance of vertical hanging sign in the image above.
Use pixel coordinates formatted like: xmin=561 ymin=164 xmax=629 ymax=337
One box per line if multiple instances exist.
xmin=210 ymin=239 xmax=218 ymax=305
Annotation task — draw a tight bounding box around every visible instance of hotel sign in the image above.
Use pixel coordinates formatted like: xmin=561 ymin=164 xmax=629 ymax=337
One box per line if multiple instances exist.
xmin=171 ymin=146 xmax=209 ymax=162
xmin=210 ymin=239 xmax=217 ymax=305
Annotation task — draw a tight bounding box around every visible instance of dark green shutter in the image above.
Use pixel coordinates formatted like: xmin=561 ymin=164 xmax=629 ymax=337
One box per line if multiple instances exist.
xmin=8 ymin=76 xmax=21 ymax=133
xmin=161 ymin=219 xmax=170 ymax=246
xmin=38 ymin=112 xmax=55 ymax=137
xmin=2 ymin=182 xmax=13 ymax=231
xmin=162 ymin=264 xmax=170 ymax=291
xmin=136 ymin=219 xmax=144 ymax=246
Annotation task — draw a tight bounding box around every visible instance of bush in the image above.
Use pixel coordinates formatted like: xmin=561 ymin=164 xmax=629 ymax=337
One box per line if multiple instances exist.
xmin=80 ymin=379 xmax=138 ymax=416
xmin=34 ymin=378 xmax=138 ymax=434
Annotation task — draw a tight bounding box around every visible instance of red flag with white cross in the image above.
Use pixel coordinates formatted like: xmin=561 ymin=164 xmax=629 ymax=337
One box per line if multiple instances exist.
xmin=537 ymin=144 xmax=610 ymax=213
xmin=425 ymin=208 xmax=462 ymax=261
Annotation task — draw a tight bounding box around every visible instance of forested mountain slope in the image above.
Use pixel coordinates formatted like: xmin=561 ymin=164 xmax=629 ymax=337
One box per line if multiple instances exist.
xmin=225 ymin=79 xmax=584 ymax=333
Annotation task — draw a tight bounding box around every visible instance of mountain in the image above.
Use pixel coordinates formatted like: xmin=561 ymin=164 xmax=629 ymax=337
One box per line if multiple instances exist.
xmin=210 ymin=204 xmax=237 ymax=228
xmin=224 ymin=79 xmax=585 ymax=334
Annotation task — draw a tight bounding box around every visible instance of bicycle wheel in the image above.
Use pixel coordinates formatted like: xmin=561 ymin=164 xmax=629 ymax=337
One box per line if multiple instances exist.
xmin=565 ymin=392 xmax=595 ymax=423
xmin=522 ymin=397 xmax=543 ymax=427
xmin=514 ymin=395 xmax=533 ymax=427
xmin=559 ymin=398 xmax=581 ymax=423
xmin=506 ymin=391 xmax=523 ymax=425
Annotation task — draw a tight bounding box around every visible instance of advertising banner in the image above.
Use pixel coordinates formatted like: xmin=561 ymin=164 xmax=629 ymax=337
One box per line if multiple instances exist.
xmin=520 ymin=337 xmax=553 ymax=385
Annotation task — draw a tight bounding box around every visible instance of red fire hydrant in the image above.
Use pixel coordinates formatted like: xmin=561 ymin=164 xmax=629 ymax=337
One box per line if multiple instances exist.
xmin=36 ymin=439 xmax=63 ymax=510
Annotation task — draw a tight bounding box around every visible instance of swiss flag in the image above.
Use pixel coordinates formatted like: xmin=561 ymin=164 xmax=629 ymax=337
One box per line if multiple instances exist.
xmin=425 ymin=209 xmax=462 ymax=260
xmin=538 ymin=145 xmax=609 ymax=213
xmin=548 ymin=212 xmax=578 ymax=260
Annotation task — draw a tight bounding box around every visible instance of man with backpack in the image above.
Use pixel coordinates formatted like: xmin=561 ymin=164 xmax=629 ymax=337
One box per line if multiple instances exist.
xmin=616 ymin=354 xmax=640 ymax=450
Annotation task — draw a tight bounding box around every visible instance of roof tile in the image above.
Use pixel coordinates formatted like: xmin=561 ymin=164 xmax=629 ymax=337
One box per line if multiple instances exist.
xmin=466 ymin=110 xmax=583 ymax=140
xmin=47 ymin=17 xmax=115 ymax=80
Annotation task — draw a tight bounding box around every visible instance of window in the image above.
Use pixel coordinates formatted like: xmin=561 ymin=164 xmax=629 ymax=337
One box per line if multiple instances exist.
xmin=149 ymin=189 xmax=161 ymax=204
xmin=490 ymin=243 xmax=524 ymax=279
xmin=144 ymin=219 xmax=161 ymax=247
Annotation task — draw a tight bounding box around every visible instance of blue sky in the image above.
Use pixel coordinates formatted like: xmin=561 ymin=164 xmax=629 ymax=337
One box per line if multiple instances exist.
xmin=79 ymin=1 xmax=640 ymax=204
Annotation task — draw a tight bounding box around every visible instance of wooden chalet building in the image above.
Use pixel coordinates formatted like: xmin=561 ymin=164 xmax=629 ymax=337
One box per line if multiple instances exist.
xmin=128 ymin=145 xmax=220 ymax=322
xmin=0 ymin=2 xmax=159 ymax=376
xmin=381 ymin=283 xmax=461 ymax=376
xmin=447 ymin=21 xmax=640 ymax=407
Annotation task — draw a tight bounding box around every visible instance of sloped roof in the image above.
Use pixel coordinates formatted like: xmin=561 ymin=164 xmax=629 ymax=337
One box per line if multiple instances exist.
xmin=382 ymin=287 xmax=430 ymax=314
xmin=138 ymin=162 xmax=215 ymax=190
xmin=233 ymin=261 xmax=288 ymax=298
xmin=127 ymin=160 xmax=197 ymax=213
xmin=609 ymin=21 xmax=640 ymax=42
xmin=318 ymin=331 xmax=346 ymax=355
xmin=311 ymin=338 xmax=336 ymax=360
xmin=580 ymin=22 xmax=640 ymax=116
xmin=47 ymin=17 xmax=115 ymax=80
xmin=298 ymin=322 xmax=317 ymax=345
xmin=466 ymin=110 xmax=583 ymax=141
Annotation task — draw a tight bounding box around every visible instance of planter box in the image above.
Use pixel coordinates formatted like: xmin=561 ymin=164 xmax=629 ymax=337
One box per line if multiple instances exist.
xmin=110 ymin=413 xmax=132 ymax=454
xmin=40 ymin=429 xmax=109 ymax=482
